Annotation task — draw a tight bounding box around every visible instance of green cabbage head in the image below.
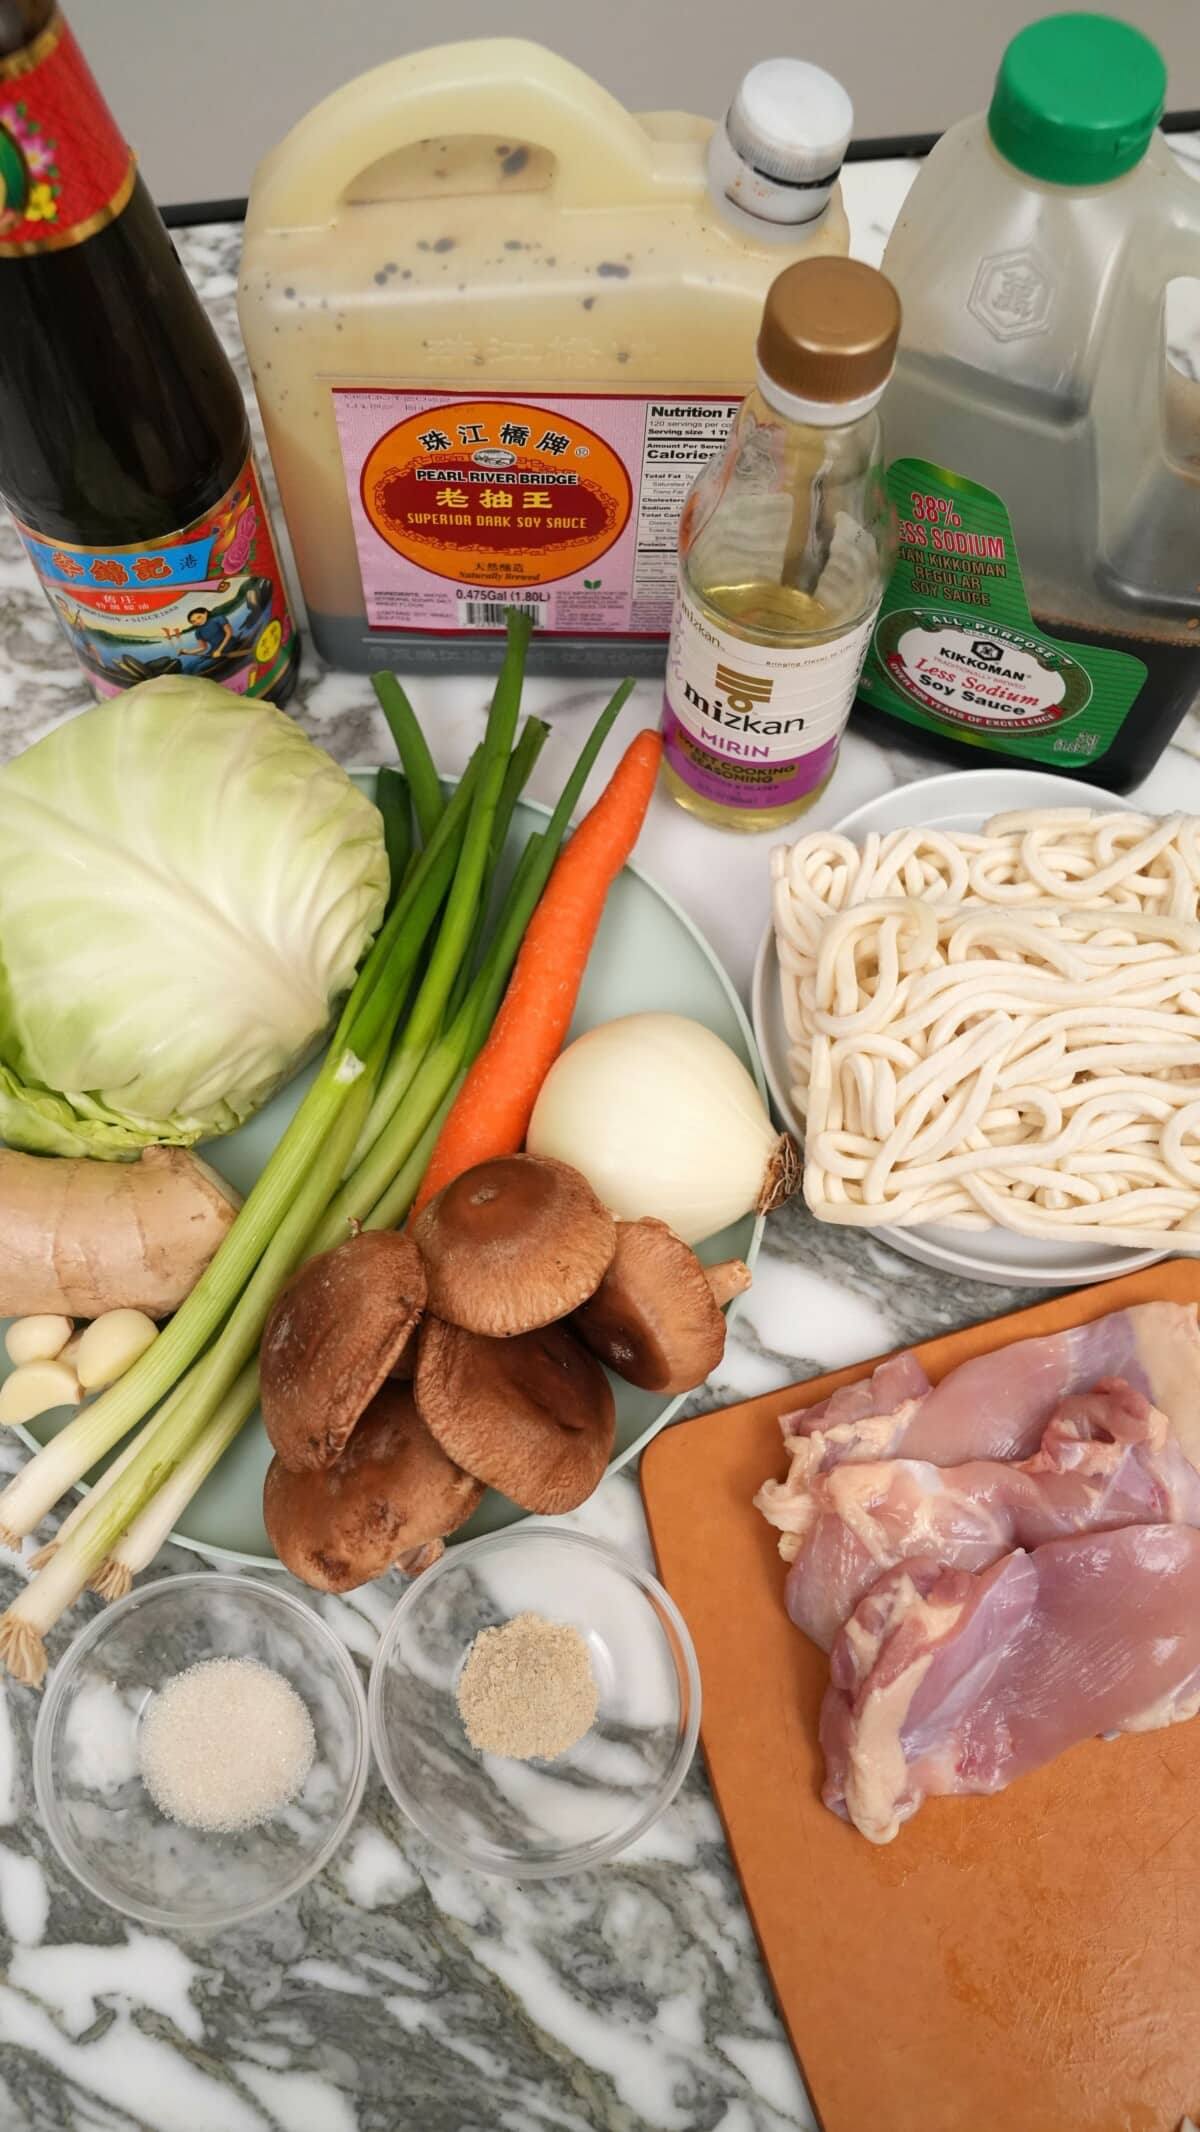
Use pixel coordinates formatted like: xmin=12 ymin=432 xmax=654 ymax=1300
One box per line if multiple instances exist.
xmin=0 ymin=677 xmax=389 ymax=1157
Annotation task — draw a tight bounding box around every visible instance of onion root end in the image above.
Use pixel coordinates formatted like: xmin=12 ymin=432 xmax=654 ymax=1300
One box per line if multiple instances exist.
xmin=758 ymin=1133 xmax=801 ymax=1219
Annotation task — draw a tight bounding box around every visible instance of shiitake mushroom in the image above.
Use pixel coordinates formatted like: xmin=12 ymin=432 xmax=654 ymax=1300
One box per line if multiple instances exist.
xmin=415 ymin=1316 xmax=615 ymax=1514
xmin=571 ymin=1219 xmax=750 ymax=1396
xmin=262 ymin=1381 xmax=481 ymax=1593
xmin=260 ymin=1160 xmax=753 ymax=1592
xmin=259 ymin=1229 xmax=426 ymax=1473
xmin=410 ymin=1155 xmax=616 ymax=1336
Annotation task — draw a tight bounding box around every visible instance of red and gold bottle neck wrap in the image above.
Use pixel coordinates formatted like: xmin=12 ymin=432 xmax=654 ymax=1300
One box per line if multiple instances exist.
xmin=0 ymin=8 xmax=134 ymax=255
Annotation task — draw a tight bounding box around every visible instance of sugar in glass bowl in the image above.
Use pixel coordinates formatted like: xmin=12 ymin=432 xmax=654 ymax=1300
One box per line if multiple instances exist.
xmin=369 ymin=1526 xmax=701 ymax=1878
xmin=34 ymin=1572 xmax=368 ymax=1931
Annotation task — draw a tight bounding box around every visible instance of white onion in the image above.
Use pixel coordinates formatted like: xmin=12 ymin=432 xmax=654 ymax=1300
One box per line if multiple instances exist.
xmin=526 ymin=1012 xmax=798 ymax=1245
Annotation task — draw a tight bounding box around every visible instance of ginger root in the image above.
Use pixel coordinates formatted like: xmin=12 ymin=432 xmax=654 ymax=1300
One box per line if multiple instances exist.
xmin=0 ymin=1146 xmax=240 ymax=1320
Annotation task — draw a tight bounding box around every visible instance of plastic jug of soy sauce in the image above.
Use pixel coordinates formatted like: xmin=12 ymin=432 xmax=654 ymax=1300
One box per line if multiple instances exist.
xmin=239 ymin=39 xmax=854 ymax=676
xmin=854 ymin=13 xmax=1200 ymax=792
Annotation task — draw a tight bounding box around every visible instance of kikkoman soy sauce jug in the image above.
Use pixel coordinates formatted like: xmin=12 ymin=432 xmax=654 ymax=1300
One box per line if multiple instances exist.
xmin=854 ymin=13 xmax=1200 ymax=792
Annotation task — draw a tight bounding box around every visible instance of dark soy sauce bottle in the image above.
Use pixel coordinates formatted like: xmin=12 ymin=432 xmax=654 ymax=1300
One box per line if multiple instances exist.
xmin=0 ymin=0 xmax=298 ymax=704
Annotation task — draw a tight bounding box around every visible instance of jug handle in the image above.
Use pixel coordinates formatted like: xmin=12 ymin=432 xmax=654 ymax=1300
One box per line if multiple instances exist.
xmin=1161 ymin=158 xmax=1200 ymax=272
xmin=1159 ymin=165 xmax=1200 ymax=399
xmin=246 ymin=38 xmax=680 ymax=228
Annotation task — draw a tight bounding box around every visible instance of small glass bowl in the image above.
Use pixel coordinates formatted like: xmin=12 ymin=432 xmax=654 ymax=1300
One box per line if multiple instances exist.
xmin=369 ymin=1527 xmax=700 ymax=1878
xmin=34 ymin=1572 xmax=368 ymax=1932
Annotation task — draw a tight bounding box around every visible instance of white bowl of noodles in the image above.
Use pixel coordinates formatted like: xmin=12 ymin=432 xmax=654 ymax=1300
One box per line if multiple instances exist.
xmin=753 ymin=768 xmax=1172 ymax=1288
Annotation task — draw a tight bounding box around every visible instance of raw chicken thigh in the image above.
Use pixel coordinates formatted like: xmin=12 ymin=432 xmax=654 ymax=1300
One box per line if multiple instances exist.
xmin=757 ymin=1301 xmax=1200 ymax=1513
xmin=782 ymin=1378 xmax=1200 ymax=1649
xmin=820 ymin=1525 xmax=1200 ymax=1844
xmin=755 ymin=1300 xmax=1200 ymax=1842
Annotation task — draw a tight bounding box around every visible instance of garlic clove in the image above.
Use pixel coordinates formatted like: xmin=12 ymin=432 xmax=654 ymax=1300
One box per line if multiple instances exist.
xmin=74 ymin=1309 xmax=159 ymax=1393
xmin=5 ymin=1315 xmax=73 ymax=1368
xmin=0 ymin=1359 xmax=83 ymax=1424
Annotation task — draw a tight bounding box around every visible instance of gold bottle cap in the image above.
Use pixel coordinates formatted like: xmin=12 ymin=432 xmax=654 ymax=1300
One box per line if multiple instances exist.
xmin=757 ymin=257 xmax=901 ymax=406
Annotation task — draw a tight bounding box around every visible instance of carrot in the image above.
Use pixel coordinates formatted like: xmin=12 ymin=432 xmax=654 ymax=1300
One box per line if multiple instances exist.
xmin=412 ymin=727 xmax=663 ymax=1211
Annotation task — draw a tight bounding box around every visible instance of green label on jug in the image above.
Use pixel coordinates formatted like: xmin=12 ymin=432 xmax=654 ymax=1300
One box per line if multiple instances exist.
xmin=858 ymin=460 xmax=1147 ymax=764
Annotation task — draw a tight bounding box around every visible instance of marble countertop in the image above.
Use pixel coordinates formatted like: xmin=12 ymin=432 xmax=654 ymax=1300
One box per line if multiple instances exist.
xmin=1 ymin=142 xmax=1199 ymax=2132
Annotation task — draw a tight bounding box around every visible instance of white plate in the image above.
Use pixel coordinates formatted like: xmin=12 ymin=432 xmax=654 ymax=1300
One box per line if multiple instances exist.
xmin=752 ymin=767 xmax=1169 ymax=1289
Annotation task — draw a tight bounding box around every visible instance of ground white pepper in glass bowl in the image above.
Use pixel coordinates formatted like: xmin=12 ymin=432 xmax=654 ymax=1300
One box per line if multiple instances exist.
xmin=369 ymin=1527 xmax=701 ymax=1879
xmin=456 ymin=1613 xmax=598 ymax=1761
xmin=34 ymin=1573 xmax=368 ymax=1931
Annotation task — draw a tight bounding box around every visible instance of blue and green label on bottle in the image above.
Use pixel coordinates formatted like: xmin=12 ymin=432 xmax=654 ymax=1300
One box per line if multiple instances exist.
xmin=857 ymin=459 xmax=1147 ymax=764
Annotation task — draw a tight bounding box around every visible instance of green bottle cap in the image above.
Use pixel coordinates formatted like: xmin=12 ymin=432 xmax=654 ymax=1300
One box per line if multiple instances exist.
xmin=988 ymin=13 xmax=1166 ymax=186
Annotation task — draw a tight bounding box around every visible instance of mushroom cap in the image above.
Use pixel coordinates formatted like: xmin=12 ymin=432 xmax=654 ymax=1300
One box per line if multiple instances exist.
xmin=415 ymin=1316 xmax=616 ymax=1514
xmin=389 ymin=1321 xmax=418 ymax=1381
xmin=410 ymin=1154 xmax=617 ymax=1336
xmin=260 ymin=1229 xmax=426 ymax=1472
xmin=262 ymin=1381 xmax=481 ymax=1593
xmin=571 ymin=1219 xmax=727 ymax=1396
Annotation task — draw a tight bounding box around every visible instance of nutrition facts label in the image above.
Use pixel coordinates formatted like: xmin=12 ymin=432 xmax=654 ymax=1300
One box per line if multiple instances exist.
xmin=334 ymin=387 xmax=740 ymax=641
xmin=630 ymin=400 xmax=741 ymax=625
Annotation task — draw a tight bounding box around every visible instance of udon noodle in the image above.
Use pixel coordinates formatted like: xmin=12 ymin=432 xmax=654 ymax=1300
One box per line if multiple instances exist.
xmin=772 ymin=812 xmax=1200 ymax=1246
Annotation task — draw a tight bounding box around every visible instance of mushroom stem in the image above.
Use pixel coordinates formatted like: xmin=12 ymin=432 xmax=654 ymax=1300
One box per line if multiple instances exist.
xmin=394 ymin=1538 xmax=444 ymax=1577
xmin=706 ymin=1259 xmax=752 ymax=1309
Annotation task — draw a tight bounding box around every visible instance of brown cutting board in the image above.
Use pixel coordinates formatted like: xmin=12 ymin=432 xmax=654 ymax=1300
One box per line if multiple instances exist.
xmin=641 ymin=1259 xmax=1200 ymax=2132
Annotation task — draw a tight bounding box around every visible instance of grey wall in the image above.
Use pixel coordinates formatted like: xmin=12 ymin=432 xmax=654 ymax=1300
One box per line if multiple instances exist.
xmin=69 ymin=0 xmax=1200 ymax=207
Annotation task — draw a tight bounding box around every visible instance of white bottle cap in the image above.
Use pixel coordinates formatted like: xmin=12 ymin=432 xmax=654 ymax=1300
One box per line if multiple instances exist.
xmin=708 ymin=59 xmax=853 ymax=241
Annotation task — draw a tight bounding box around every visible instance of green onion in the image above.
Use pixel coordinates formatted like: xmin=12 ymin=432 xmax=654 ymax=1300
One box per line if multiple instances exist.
xmin=90 ymin=1364 xmax=260 ymax=1602
xmin=493 ymin=715 xmax=550 ymax=857
xmin=355 ymin=716 xmax=550 ymax=1169
xmin=5 ymin=1364 xmax=263 ymax=1683
xmin=372 ymin=673 xmax=444 ymax=842
xmin=25 ymin=1379 xmax=192 ymax=1573
xmin=446 ymin=714 xmax=550 ymax=1022
xmin=365 ymin=1086 xmax=457 ymax=1232
xmin=376 ymin=768 xmax=413 ymax=903
xmin=350 ymin=678 xmax=635 ymax=1234
xmin=323 ymin=995 xmax=478 ymax=1241
xmin=353 ymin=618 xmax=533 ymax=1149
xmin=335 ymin=751 xmax=480 ymax=1062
